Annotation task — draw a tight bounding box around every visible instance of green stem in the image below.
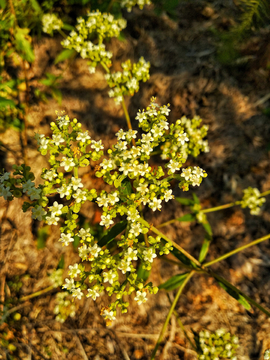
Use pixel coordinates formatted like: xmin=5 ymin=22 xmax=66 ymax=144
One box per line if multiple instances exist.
xmin=121 ymin=98 xmax=136 ymax=146
xmin=101 ymin=61 xmax=110 ymax=74
xmin=19 ymin=285 xmax=54 ymax=302
xmin=138 ymin=217 xmax=202 ymax=268
xmin=172 ymin=310 xmax=197 ymax=351
xmin=261 ymin=190 xmax=270 ymax=197
xmin=151 ymin=271 xmax=195 ymax=359
xmin=157 ymin=218 xmax=176 ymax=228
xmin=74 ymin=167 xmax=79 ymax=178
xmin=201 ymin=201 xmax=241 ymax=214
xmin=204 ymin=233 xmax=270 ymax=267
xmin=58 ymin=29 xmax=67 ymax=39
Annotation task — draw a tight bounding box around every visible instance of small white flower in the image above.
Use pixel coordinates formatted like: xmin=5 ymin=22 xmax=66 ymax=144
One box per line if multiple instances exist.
xmin=46 ymin=215 xmax=60 ymax=226
xmin=68 ymin=264 xmax=81 ymax=278
xmin=71 ymin=177 xmax=83 ymax=191
xmin=143 ymin=247 xmax=157 ymax=263
xmin=86 ymin=288 xmax=100 ymax=300
xmin=103 ymin=270 xmax=117 ymax=284
xmin=91 ymin=140 xmax=104 ymax=152
xmin=71 ymin=288 xmax=83 ymax=300
xmin=168 ymin=160 xmax=180 ymax=174
xmin=60 ymin=157 xmax=75 ymax=171
xmin=100 ymin=214 xmax=114 ymax=228
xmin=102 ymin=309 xmax=116 ymax=321
xmin=149 ymin=197 xmax=162 ymax=211
xmin=76 ymin=131 xmax=91 ymax=143
xmin=59 ymin=233 xmax=74 ymax=246
xmin=164 ymin=189 xmax=174 ymax=202
xmin=134 ymin=290 xmax=148 ymax=305
xmin=62 ymin=278 xmax=75 ymax=290
xmin=49 ymin=201 xmax=63 ymax=216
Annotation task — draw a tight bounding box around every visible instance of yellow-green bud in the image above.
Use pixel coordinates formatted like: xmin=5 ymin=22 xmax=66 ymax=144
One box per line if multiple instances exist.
xmin=73 ymin=119 xmax=78 ymax=124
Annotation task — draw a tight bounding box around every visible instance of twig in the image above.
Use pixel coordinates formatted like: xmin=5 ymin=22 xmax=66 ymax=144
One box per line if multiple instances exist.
xmin=0 ymin=274 xmax=5 ymax=314
xmin=254 ymin=93 xmax=270 ymax=107
xmin=161 ymin=314 xmax=176 ymax=360
xmin=74 ymin=333 xmax=88 ymax=360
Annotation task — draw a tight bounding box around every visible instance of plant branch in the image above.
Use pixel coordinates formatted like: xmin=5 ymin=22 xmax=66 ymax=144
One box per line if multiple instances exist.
xmin=204 ymin=233 xmax=270 ymax=267
xmin=151 ymin=271 xmax=195 ymax=359
xmin=139 ymin=218 xmax=202 ymax=268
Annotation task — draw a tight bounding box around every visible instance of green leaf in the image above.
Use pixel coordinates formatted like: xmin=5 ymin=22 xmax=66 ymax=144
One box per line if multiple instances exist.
xmin=137 ymin=264 xmax=150 ymax=282
xmin=14 ymin=28 xmax=34 ymax=63
xmin=72 ymin=235 xmax=80 ymax=249
xmin=159 ymin=273 xmax=189 ymax=291
xmin=52 ymin=88 xmax=62 ymax=105
xmin=57 ymin=255 xmax=65 ymax=269
xmin=202 ymin=221 xmax=212 ymax=236
xmin=37 ymin=226 xmax=49 ymax=249
xmin=0 ymin=0 xmax=6 ymax=9
xmin=217 ymin=280 xmax=251 ymax=310
xmin=98 ymin=220 xmax=127 ymax=247
xmin=114 ymin=174 xmax=126 ymax=188
xmin=170 ymin=245 xmax=197 ymax=268
xmin=119 ymin=179 xmax=132 ymax=199
xmin=198 ymin=233 xmax=212 ymax=263
xmin=177 ymin=213 xmax=195 ymax=222
xmin=29 ymin=0 xmax=42 ymax=13
xmin=192 ymin=193 xmax=200 ymax=204
xmin=0 ymin=96 xmax=16 ymax=108
xmin=62 ymin=23 xmax=74 ymax=31
xmin=175 ymin=197 xmax=194 ymax=206
xmin=54 ymin=49 xmax=76 ymax=65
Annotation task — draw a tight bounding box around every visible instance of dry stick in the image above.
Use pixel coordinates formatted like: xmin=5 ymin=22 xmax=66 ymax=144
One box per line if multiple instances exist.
xmin=0 ymin=274 xmax=5 ymax=314
xmin=46 ymin=329 xmax=130 ymax=360
xmin=161 ymin=314 xmax=176 ymax=360
xmin=74 ymin=333 xmax=88 ymax=360
xmin=151 ymin=271 xmax=195 ymax=360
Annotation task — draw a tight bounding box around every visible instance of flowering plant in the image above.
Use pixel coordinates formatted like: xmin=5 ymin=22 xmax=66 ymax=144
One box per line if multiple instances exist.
xmin=1 ymin=1 xmax=270 ymax=359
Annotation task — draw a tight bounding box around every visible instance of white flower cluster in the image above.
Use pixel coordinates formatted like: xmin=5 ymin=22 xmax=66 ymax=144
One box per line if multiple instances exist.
xmin=62 ymin=11 xmax=126 ymax=72
xmin=0 ymin=100 xmax=208 ymax=324
xmin=161 ymin=115 xmax=209 ymax=164
xmin=121 ymin=0 xmax=152 ymax=12
xmin=198 ymin=329 xmax=239 ymax=360
xmin=42 ymin=13 xmax=63 ymax=35
xmin=265 ymin=349 xmax=270 ymax=360
xmin=49 ymin=268 xmax=64 ymax=288
xmin=105 ymin=57 xmax=150 ymax=104
xmin=53 ymin=292 xmax=76 ymax=323
xmin=241 ymin=187 xmax=265 ymax=215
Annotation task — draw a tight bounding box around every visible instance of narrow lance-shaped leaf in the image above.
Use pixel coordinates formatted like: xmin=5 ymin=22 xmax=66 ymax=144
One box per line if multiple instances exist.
xmin=54 ymin=49 xmax=76 ymax=65
xmin=199 ymin=233 xmax=212 ymax=263
xmin=175 ymin=197 xmax=194 ymax=206
xmin=98 ymin=220 xmax=127 ymax=247
xmin=177 ymin=213 xmax=196 ymax=222
xmin=137 ymin=264 xmax=150 ymax=282
xmin=159 ymin=273 xmax=189 ymax=291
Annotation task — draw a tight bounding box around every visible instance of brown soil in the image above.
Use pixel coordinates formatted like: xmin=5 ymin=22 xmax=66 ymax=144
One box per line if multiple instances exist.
xmin=1 ymin=1 xmax=270 ymax=359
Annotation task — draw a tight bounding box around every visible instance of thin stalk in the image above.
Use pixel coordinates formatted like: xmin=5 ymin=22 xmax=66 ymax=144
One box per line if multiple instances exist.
xmin=19 ymin=285 xmax=54 ymax=302
xmin=151 ymin=271 xmax=195 ymax=359
xmin=201 ymin=201 xmax=241 ymax=214
xmin=204 ymin=233 xmax=270 ymax=267
xmin=107 ymin=0 xmax=116 ymax=12
xmin=101 ymin=61 xmax=110 ymax=74
xmin=58 ymin=29 xmax=67 ymax=38
xmin=157 ymin=218 xmax=176 ymax=228
xmin=74 ymin=167 xmax=79 ymax=178
xmin=121 ymin=99 xmax=136 ymax=146
xmin=261 ymin=190 xmax=270 ymax=197
xmin=139 ymin=217 xmax=202 ymax=268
